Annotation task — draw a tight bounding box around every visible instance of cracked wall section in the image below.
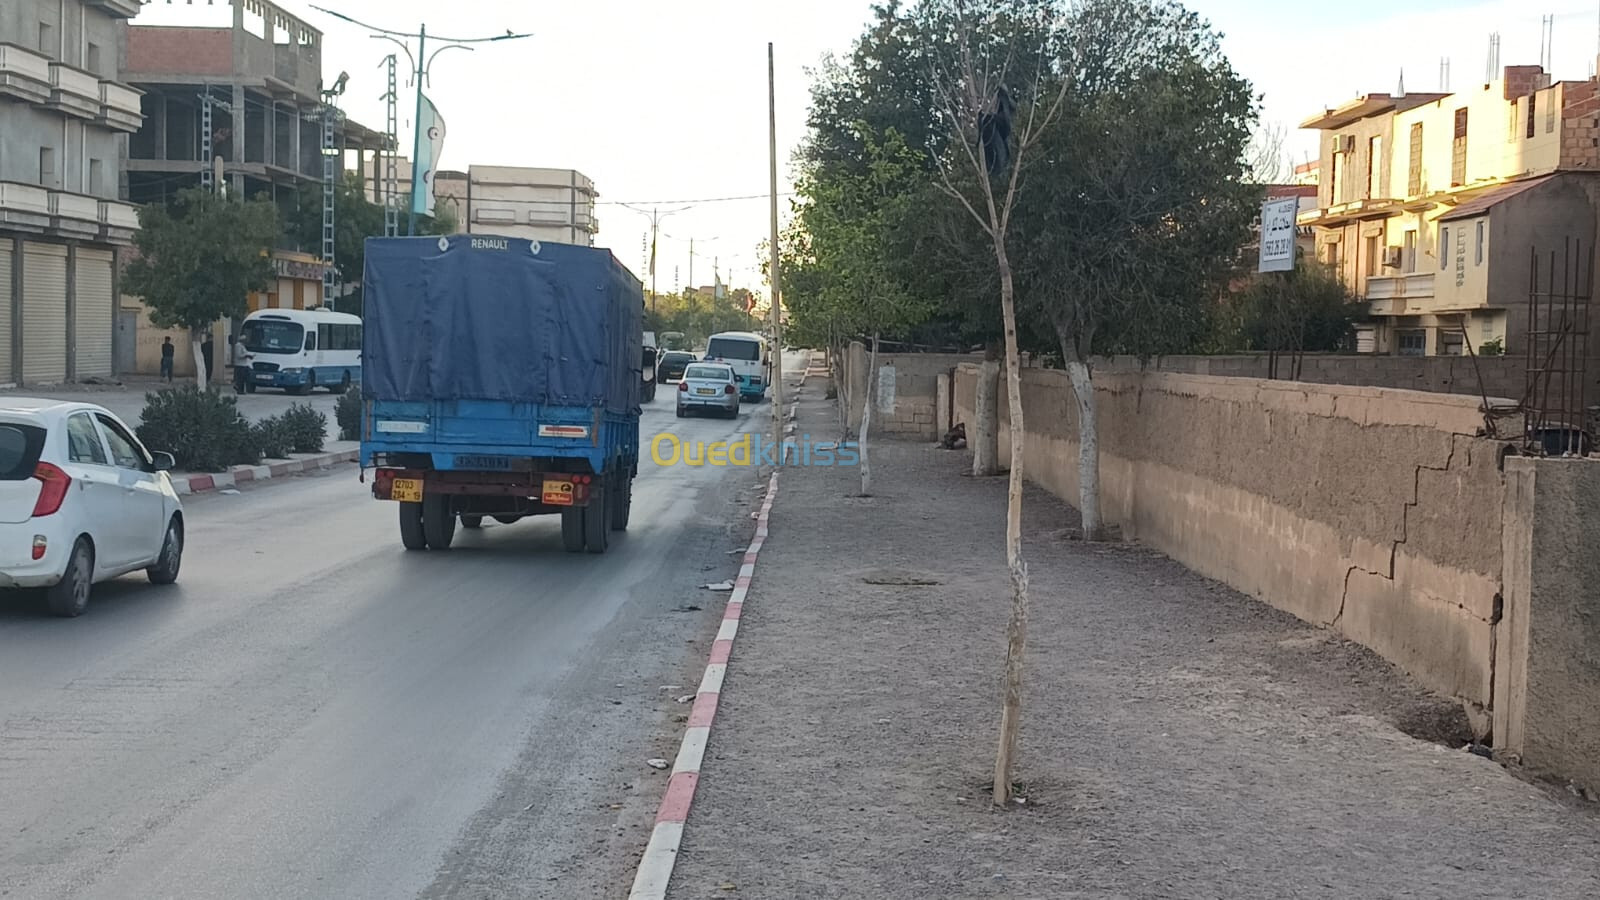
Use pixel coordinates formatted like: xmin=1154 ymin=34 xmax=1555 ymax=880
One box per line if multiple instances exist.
xmin=956 ymin=364 xmax=1506 ymax=714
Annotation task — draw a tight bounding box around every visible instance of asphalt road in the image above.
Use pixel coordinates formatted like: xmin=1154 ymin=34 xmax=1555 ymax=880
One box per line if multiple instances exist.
xmin=0 ymin=356 xmax=805 ymax=900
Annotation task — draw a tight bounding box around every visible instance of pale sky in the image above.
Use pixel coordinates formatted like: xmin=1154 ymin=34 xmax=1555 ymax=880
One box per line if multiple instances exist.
xmin=133 ymin=0 xmax=1600 ymax=298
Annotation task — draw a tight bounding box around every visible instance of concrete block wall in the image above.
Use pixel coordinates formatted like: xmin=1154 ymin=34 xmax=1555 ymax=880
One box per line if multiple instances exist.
xmin=1091 ymin=353 xmax=1598 ymax=404
xmin=1498 ymin=458 xmax=1600 ymax=792
xmin=955 ymin=362 xmax=1510 ymax=721
xmin=837 ymin=344 xmax=978 ymax=440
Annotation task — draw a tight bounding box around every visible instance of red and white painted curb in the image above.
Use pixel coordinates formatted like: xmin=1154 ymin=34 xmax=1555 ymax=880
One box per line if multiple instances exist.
xmin=627 ymin=470 xmax=779 ymax=900
xmin=627 ymin=360 xmax=812 ymax=900
xmin=170 ymin=448 xmax=358 ymax=496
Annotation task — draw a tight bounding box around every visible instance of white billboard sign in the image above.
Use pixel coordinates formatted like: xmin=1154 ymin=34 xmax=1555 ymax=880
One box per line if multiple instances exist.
xmin=1258 ymin=196 xmax=1300 ymax=273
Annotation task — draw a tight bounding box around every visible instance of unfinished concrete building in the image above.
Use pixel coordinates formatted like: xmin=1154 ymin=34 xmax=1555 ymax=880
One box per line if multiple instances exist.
xmin=122 ymin=0 xmax=385 ymax=212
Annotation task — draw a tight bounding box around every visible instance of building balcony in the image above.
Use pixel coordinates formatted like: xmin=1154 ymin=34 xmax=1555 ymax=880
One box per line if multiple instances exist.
xmin=0 ymin=43 xmax=52 ymax=104
xmin=49 ymin=191 xmax=101 ymax=239
xmin=97 ymin=80 xmax=144 ymax=132
xmin=1366 ymin=273 xmax=1435 ymax=316
xmin=0 ymin=182 xmax=51 ymax=232
xmin=47 ymin=63 xmax=101 ymax=120
xmin=98 ymin=200 xmax=140 ymax=244
xmin=83 ymin=0 xmax=144 ymax=17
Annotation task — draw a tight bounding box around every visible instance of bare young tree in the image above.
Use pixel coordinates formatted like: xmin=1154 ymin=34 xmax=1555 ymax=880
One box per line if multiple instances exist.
xmin=1247 ymin=121 xmax=1290 ymax=185
xmin=924 ymin=0 xmax=1072 ymax=807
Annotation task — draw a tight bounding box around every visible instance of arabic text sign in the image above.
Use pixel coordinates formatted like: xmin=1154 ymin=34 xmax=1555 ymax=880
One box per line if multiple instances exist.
xmin=1258 ymin=197 xmax=1300 ymax=273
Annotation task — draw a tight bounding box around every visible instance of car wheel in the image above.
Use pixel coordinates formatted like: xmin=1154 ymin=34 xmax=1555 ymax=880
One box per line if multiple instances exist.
xmin=422 ymin=494 xmax=456 ymax=550
xmin=147 ymin=516 xmax=184 ymax=585
xmin=461 ymin=515 xmax=483 ymax=529
xmin=399 ymin=501 xmax=427 ymax=550
xmin=333 ymin=372 xmax=352 ymax=395
xmin=47 ymin=538 xmax=94 ymax=618
xmin=675 ymin=405 xmax=686 ymax=418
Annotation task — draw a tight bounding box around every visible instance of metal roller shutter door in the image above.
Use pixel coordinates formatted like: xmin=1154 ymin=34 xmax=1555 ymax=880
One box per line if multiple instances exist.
xmin=74 ymin=248 xmax=114 ymax=378
xmin=22 ymin=242 xmax=67 ymax=384
xmin=0 ymin=248 xmax=12 ymax=383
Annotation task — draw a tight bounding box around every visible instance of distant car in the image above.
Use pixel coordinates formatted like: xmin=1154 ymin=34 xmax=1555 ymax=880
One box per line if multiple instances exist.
xmin=656 ymin=351 xmax=697 ymax=383
xmin=676 ymin=363 xmax=741 ymax=419
xmin=0 ymin=401 xmax=184 ymax=617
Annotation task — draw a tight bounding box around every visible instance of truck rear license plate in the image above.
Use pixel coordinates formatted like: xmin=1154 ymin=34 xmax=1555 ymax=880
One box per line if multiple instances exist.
xmin=697 ymin=388 xmax=716 ymax=395
xmin=542 ymin=479 xmax=575 ymax=506
xmin=391 ymin=478 xmax=423 ymax=503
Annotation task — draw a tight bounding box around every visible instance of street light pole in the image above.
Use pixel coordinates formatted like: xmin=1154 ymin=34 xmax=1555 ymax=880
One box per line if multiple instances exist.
xmin=307 ymin=7 xmax=532 ymax=237
xmin=407 ymin=23 xmax=426 ymax=236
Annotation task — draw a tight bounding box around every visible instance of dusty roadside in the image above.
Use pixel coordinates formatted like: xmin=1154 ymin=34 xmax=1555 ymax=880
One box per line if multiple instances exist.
xmin=664 ymin=383 xmax=1600 ymax=899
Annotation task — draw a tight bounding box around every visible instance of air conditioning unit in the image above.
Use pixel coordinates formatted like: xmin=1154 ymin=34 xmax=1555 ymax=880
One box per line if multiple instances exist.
xmin=1383 ymin=246 xmax=1403 ymax=268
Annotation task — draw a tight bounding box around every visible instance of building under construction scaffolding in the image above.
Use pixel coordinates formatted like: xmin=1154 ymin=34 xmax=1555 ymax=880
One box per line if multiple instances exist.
xmin=122 ymin=0 xmax=386 ymax=217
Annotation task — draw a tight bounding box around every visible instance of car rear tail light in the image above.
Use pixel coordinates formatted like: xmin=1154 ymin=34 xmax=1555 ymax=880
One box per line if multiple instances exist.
xmin=31 ymin=536 xmax=46 ymax=560
xmin=678 ymin=382 xmax=689 ymax=392
xmin=725 ymin=384 xmax=736 ymax=395
xmin=31 ymin=463 xmax=70 ymax=518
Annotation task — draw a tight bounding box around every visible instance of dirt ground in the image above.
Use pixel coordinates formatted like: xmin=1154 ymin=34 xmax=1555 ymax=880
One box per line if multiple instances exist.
xmin=664 ymin=382 xmax=1600 ymax=900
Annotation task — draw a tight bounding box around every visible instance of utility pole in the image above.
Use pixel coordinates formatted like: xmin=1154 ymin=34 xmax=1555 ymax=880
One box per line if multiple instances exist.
xmin=308 ymin=6 xmax=531 ymax=235
xmin=768 ymin=42 xmax=785 ymax=460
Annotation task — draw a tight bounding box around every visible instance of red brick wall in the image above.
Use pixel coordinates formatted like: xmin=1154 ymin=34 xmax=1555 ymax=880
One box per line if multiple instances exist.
xmin=1504 ymin=65 xmax=1546 ymax=100
xmin=126 ymin=27 xmax=232 ymax=77
xmin=1561 ymin=82 xmax=1600 ymax=169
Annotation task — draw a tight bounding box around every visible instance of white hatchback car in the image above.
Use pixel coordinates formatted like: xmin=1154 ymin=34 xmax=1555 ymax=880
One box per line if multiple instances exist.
xmin=0 ymin=400 xmax=184 ymax=617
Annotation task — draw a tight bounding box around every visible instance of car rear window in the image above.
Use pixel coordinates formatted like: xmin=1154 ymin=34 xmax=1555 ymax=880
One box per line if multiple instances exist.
xmin=0 ymin=423 xmax=47 ymax=480
xmin=685 ymin=366 xmax=730 ymax=381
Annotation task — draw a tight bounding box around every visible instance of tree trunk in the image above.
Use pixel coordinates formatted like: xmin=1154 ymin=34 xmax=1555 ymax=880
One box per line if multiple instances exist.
xmin=1061 ymin=339 xmax=1105 ymax=542
xmin=972 ymin=359 xmax=1000 ymax=476
xmin=191 ymin=327 xmax=209 ymax=391
xmin=858 ymin=332 xmax=879 ymax=496
xmin=991 ymin=244 xmax=1029 ymax=809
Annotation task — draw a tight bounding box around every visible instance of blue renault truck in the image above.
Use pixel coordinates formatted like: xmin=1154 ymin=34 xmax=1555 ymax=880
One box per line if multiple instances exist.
xmin=358 ymin=234 xmax=644 ymax=554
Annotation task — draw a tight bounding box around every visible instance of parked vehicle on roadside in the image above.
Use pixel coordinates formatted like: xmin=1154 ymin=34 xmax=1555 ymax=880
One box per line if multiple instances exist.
xmin=0 ymin=400 xmax=183 ymax=617
xmin=676 ymin=363 xmax=741 ymax=419
xmin=235 ymin=307 xmax=362 ymax=396
xmin=656 ymin=350 xmax=697 ymax=384
xmin=361 ymin=234 xmax=644 ymax=555
xmin=703 ymin=331 xmax=771 ymax=401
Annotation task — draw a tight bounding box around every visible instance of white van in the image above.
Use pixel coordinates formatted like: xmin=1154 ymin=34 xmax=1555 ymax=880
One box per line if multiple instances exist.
xmin=235 ymin=307 xmax=363 ymax=395
xmin=703 ymin=331 xmax=770 ymax=401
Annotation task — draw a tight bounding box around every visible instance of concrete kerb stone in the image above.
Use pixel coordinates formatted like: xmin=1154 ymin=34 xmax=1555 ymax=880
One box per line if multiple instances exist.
xmin=170 ymin=448 xmax=359 ymax=496
xmin=627 ymin=355 xmax=814 ymax=900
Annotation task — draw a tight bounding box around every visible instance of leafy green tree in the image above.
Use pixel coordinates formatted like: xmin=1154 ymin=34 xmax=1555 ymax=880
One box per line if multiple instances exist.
xmin=1010 ymin=0 xmax=1260 ymax=542
xmin=1230 ymin=263 xmax=1364 ymax=376
xmin=123 ymin=188 xmax=281 ymax=389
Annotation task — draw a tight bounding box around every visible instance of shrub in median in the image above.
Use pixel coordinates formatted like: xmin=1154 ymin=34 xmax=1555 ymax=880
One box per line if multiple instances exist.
xmin=281 ymin=403 xmax=327 ymax=454
xmin=252 ymin=415 xmax=294 ymax=460
xmin=335 ymin=389 xmax=363 ymax=441
xmin=137 ymin=386 xmax=256 ymax=472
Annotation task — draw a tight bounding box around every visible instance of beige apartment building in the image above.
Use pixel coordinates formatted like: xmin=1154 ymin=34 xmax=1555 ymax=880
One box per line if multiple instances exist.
xmin=1300 ymin=65 xmax=1600 ymax=356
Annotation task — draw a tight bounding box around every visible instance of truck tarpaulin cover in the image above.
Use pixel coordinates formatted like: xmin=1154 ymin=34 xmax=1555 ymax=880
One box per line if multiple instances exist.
xmin=362 ymin=235 xmax=644 ymax=414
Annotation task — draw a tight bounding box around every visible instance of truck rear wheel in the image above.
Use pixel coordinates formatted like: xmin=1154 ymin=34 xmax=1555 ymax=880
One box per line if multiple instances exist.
xmin=422 ymin=494 xmax=456 ymax=550
xmin=610 ymin=475 xmax=633 ymax=531
xmin=399 ymin=501 xmax=427 ymax=551
xmin=460 ymin=515 xmax=483 ymax=529
xmin=561 ymin=507 xmax=585 ymax=552
xmin=585 ymin=479 xmax=610 ymax=554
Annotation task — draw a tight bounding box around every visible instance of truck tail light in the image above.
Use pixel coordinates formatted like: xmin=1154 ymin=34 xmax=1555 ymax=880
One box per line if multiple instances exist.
xmin=32 ymin=463 xmax=71 ymax=517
